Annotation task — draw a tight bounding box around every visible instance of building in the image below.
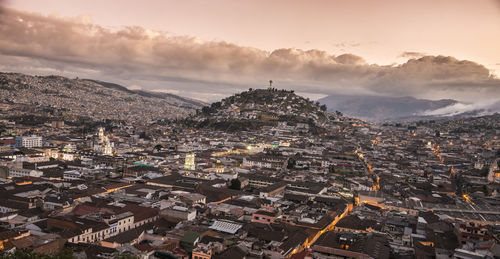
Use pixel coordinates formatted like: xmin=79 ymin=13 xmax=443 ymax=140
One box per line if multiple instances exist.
xmin=251 ymin=207 xmax=280 ymax=224
xmin=8 ymin=167 xmax=43 ymax=178
xmin=184 ymin=152 xmax=195 ymax=171
xmin=51 ymin=121 xmax=64 ymax=128
xmin=161 ymin=206 xmax=197 ymax=221
xmin=105 ymin=212 xmax=135 ymax=235
xmin=93 ymin=127 xmax=114 ymax=156
xmin=192 ymin=243 xmax=217 ymax=259
xmin=15 ymin=135 xmax=43 ymax=148
xmin=123 ymin=166 xmax=160 ymax=178
xmin=63 ymin=170 xmax=82 ymax=180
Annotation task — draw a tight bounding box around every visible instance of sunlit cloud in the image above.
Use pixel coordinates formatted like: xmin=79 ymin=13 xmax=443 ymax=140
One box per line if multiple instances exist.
xmin=0 ymin=7 xmax=499 ymax=105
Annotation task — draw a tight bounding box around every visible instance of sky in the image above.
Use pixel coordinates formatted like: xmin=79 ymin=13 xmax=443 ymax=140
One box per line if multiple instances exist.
xmin=0 ymin=0 xmax=499 ymax=105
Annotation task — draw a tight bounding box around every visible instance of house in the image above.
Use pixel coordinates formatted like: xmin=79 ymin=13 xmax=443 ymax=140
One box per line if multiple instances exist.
xmin=251 ymin=207 xmax=280 ymax=225
xmin=160 ymin=206 xmax=197 ymax=221
xmin=180 ymin=231 xmax=200 ymax=252
xmin=8 ymin=168 xmax=43 ymax=178
xmin=121 ymin=204 xmax=159 ymax=228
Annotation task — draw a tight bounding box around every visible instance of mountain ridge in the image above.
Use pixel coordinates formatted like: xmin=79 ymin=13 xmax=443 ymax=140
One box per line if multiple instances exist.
xmin=0 ymin=72 xmax=205 ymax=124
xmin=82 ymin=79 xmax=206 ymax=107
xmin=318 ymin=94 xmax=458 ymax=121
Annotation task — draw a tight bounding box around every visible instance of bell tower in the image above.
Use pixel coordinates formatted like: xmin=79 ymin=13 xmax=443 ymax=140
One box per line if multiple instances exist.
xmin=184 ymin=152 xmax=195 ymax=170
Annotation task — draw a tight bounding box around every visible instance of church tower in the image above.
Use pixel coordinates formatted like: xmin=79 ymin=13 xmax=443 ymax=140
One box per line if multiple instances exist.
xmin=98 ymin=127 xmax=105 ymax=143
xmin=184 ymin=152 xmax=195 ymax=170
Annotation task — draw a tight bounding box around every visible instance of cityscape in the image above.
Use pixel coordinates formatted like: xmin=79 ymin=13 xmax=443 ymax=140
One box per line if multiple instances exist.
xmin=0 ymin=1 xmax=500 ymax=259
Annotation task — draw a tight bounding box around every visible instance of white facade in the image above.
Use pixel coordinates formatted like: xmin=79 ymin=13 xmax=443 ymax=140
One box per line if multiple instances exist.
xmin=15 ymin=135 xmax=43 ymax=148
xmin=160 ymin=206 xmax=196 ymax=221
xmin=8 ymin=168 xmax=43 ymax=178
xmin=63 ymin=170 xmax=82 ymax=180
xmin=184 ymin=152 xmax=196 ymax=170
xmin=94 ymin=127 xmax=114 ymax=155
xmin=107 ymin=212 xmax=134 ymax=235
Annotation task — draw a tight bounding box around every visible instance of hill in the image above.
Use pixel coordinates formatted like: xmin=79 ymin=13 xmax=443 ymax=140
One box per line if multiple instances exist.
xmin=186 ymin=88 xmax=335 ymax=132
xmin=83 ymin=79 xmax=204 ymax=107
xmin=0 ymin=72 xmax=205 ymax=123
xmin=318 ymin=94 xmax=457 ymax=121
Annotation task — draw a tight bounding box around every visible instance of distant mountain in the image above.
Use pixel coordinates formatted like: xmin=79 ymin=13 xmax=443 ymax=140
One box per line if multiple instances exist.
xmin=83 ymin=79 xmax=205 ymax=107
xmin=186 ymin=88 xmax=338 ymax=132
xmin=391 ymin=100 xmax=500 ymax=122
xmin=318 ymin=94 xmax=458 ymax=121
xmin=0 ymin=72 xmax=205 ymax=123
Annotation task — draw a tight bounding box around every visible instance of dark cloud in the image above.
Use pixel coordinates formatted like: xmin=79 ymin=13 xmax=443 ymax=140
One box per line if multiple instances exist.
xmin=0 ymin=0 xmax=6 ymax=15
xmin=0 ymin=7 xmax=498 ymax=103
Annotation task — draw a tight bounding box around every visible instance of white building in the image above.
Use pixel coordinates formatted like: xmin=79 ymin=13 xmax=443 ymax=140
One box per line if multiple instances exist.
xmin=15 ymin=135 xmax=43 ymax=148
xmin=94 ymin=127 xmax=114 ymax=156
xmin=63 ymin=170 xmax=82 ymax=180
xmin=160 ymin=206 xmax=196 ymax=221
xmin=8 ymin=168 xmax=43 ymax=178
xmin=184 ymin=152 xmax=196 ymax=170
xmin=105 ymin=212 xmax=134 ymax=235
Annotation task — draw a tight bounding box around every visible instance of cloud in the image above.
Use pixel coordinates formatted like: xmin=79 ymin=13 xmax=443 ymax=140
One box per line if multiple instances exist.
xmin=333 ymin=41 xmax=361 ymax=48
xmin=399 ymin=51 xmax=426 ymax=59
xmin=126 ymin=85 xmax=142 ymax=91
xmin=422 ymin=99 xmax=500 ymax=116
xmin=0 ymin=0 xmax=6 ymax=15
xmin=0 ymin=7 xmax=499 ymax=103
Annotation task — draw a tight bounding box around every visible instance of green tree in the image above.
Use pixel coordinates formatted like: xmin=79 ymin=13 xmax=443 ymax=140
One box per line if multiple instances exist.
xmin=230 ymin=178 xmax=241 ymax=190
xmin=2 ymin=247 xmax=74 ymax=259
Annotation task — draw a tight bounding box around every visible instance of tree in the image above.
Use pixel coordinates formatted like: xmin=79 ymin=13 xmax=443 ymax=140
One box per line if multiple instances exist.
xmin=230 ymin=178 xmax=241 ymax=190
xmin=320 ymin=104 xmax=327 ymax=112
xmin=153 ymin=144 xmax=163 ymax=152
xmin=483 ymin=185 xmax=489 ymax=196
xmin=2 ymin=247 xmax=74 ymax=259
xmin=113 ymin=253 xmax=139 ymax=259
xmin=456 ymin=175 xmax=464 ymax=195
xmin=287 ymin=158 xmax=296 ymax=169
